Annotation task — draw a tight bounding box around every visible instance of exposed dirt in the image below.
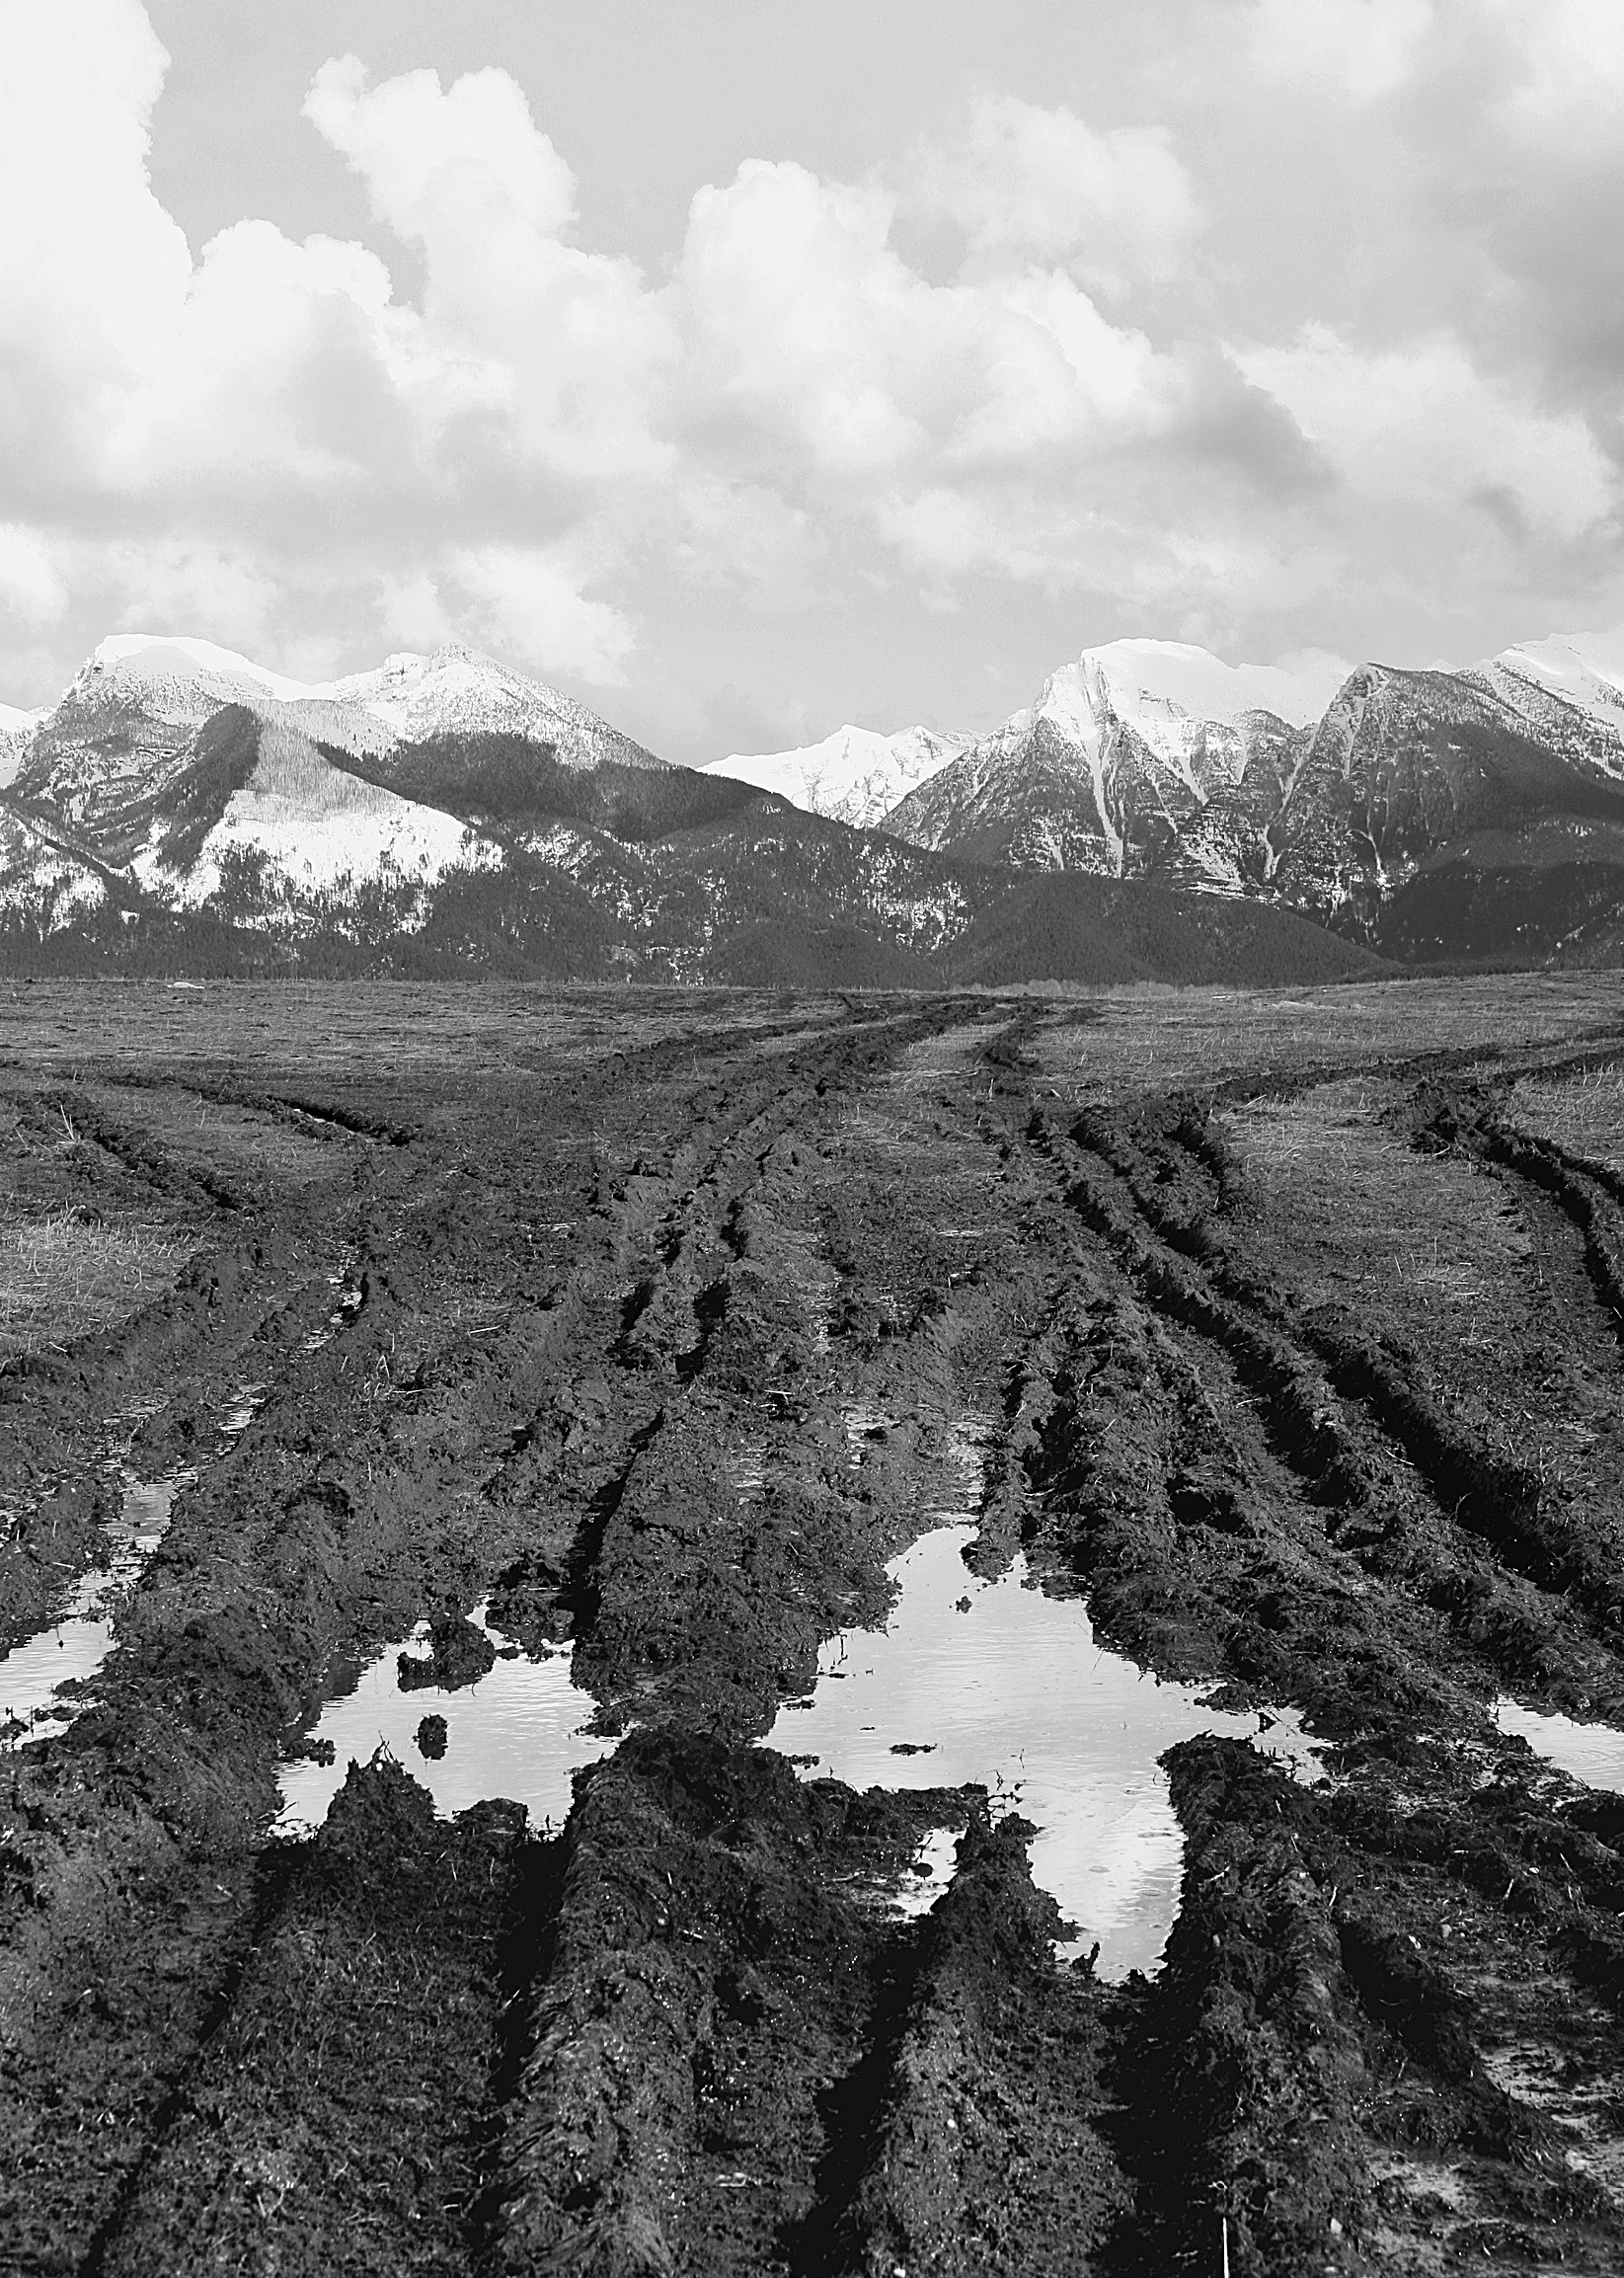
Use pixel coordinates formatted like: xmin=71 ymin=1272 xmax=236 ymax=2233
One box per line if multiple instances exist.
xmin=3 ymin=974 xmax=1624 ymax=2274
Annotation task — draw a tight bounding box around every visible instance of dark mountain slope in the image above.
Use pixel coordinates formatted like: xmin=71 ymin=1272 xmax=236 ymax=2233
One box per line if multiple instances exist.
xmin=1273 ymin=665 xmax=1624 ymax=936
xmin=936 ymin=875 xmax=1386 ymax=987
xmin=1376 ymin=817 xmax=1624 ymax=969
xmin=321 ymin=733 xmax=775 ymax=839
xmin=148 ymin=705 xmax=263 ymax=874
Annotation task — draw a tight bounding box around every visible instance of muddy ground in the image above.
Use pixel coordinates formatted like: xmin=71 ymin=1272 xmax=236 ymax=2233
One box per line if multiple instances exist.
xmin=3 ymin=974 xmax=1624 ymax=2275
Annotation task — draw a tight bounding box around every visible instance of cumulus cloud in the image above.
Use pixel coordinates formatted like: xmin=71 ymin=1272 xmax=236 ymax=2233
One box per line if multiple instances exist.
xmin=442 ymin=547 xmax=636 ymax=685
xmin=0 ymin=0 xmax=1621 ymax=753
xmin=665 ymin=149 xmax=1314 ymax=607
xmin=1399 ymin=1 xmax=1624 ymax=454
xmin=306 ymin=56 xmax=674 ymax=487
xmin=670 ymin=155 xmax=1202 ymax=496
xmin=0 ymin=4 xmax=657 ymax=698
xmin=1238 ymin=326 xmax=1610 ymax=538
xmin=901 ymin=96 xmax=1199 ymax=296
xmin=674 ymin=165 xmax=927 ymax=479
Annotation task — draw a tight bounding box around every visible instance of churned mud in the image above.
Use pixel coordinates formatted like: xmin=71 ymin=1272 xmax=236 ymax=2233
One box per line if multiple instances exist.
xmin=3 ymin=973 xmax=1624 ymax=2274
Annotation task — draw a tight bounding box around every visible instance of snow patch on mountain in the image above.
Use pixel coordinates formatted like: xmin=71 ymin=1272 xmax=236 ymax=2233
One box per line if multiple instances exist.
xmin=1084 ymin=640 xmax=1338 ymax=732
xmin=0 ymin=811 xmax=109 ymax=929
xmin=88 ymin=633 xmax=319 ymax=704
xmin=1474 ymin=635 xmax=1624 ymax=778
xmin=1036 ymin=665 xmax=1123 ymax=862
xmin=707 ymin=724 xmax=967 ymax=828
xmin=317 ymin=647 xmax=666 ymax=771
xmin=0 ymin=704 xmax=43 ymax=790
xmin=7 ymin=636 xmax=667 ymax=809
xmin=131 ymin=720 xmax=501 ymax=920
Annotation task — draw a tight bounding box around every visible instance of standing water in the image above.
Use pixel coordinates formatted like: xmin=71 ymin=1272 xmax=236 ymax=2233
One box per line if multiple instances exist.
xmin=762 ymin=1522 xmax=1322 ymax=1979
xmin=1494 ymin=1698 xmax=1624 ymax=1792
xmin=276 ymin=1602 xmax=616 ymax=1835
xmin=1 ymin=1468 xmax=190 ymax=1745
xmin=3 ymin=1380 xmax=269 ymax=1748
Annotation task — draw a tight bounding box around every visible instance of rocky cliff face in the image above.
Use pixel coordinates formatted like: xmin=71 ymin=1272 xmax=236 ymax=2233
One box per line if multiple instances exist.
xmin=886 ymin=649 xmax=1312 ymax=884
xmin=883 ymin=638 xmax=1624 ymax=945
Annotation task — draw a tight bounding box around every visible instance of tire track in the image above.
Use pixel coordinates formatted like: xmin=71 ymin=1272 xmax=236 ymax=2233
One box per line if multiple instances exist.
xmin=1051 ymin=1101 xmax=1624 ymax=1652
xmin=13 ymin=986 xmax=1624 ymax=2277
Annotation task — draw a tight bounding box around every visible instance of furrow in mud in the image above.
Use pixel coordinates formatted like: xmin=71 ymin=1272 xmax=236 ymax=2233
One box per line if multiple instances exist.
xmin=1055 ymin=1102 xmax=1624 ymax=1660
xmin=488 ymin=1737 xmax=964 ymax=2277
xmin=1459 ymin=1114 xmax=1624 ymax=1339
xmin=82 ymin=1783 xmax=532 ymax=2278
xmin=8 ymin=981 xmax=1624 ymax=2276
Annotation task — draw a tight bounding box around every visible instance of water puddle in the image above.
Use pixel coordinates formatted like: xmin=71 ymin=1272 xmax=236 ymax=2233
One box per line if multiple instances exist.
xmin=762 ymin=1522 xmax=1322 ymax=1980
xmin=275 ymin=1601 xmax=616 ymax=1836
xmin=893 ymin=1826 xmax=959 ymax=1919
xmin=4 ymin=1379 xmax=285 ymax=1749
xmin=1 ymin=1468 xmax=190 ymax=1745
xmin=1494 ymin=1698 xmax=1624 ymax=1791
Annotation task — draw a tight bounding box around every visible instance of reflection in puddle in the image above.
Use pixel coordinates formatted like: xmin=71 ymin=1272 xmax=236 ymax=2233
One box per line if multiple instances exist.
xmin=1 ymin=1468 xmax=190 ymax=1745
xmin=892 ymin=1825 xmax=959 ymax=1919
xmin=1494 ymin=1699 xmax=1624 ymax=1791
xmin=763 ymin=1523 xmax=1322 ymax=1980
xmin=7 ymin=1375 xmax=311 ymax=1751
xmin=275 ymin=1601 xmax=616 ymax=1836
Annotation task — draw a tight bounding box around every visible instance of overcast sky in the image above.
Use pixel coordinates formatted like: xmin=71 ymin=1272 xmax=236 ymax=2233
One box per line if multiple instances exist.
xmin=2 ymin=0 xmax=1621 ymax=758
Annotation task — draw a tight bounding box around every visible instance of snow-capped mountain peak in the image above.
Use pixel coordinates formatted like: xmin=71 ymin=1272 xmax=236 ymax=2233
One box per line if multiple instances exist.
xmin=882 ymin=639 xmax=1331 ymax=882
xmin=1491 ymin=633 xmax=1624 ymax=702
xmin=1081 ymin=639 xmax=1337 ymax=731
xmin=82 ymin=632 xmax=319 ymax=704
xmin=1477 ymin=633 xmax=1624 ymax=730
xmin=706 ymin=722 xmax=968 ymax=829
xmin=312 ymin=645 xmax=665 ymax=771
xmin=7 ymin=632 xmax=667 ymax=826
xmin=1463 ymin=632 xmax=1624 ymax=783
xmin=0 ymin=628 xmax=672 ymax=939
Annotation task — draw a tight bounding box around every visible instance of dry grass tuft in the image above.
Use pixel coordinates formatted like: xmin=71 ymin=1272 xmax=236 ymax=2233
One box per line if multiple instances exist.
xmin=1512 ymin=1062 xmax=1624 ymax=1173
xmin=0 ymin=1210 xmax=186 ymax=1353
xmin=1214 ymin=1079 xmax=1531 ymax=1314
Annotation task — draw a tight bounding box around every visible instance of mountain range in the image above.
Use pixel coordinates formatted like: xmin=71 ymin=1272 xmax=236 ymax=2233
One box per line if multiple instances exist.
xmin=861 ymin=631 xmax=1624 ymax=966
xmin=1 ymin=625 xmax=1621 ymax=982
